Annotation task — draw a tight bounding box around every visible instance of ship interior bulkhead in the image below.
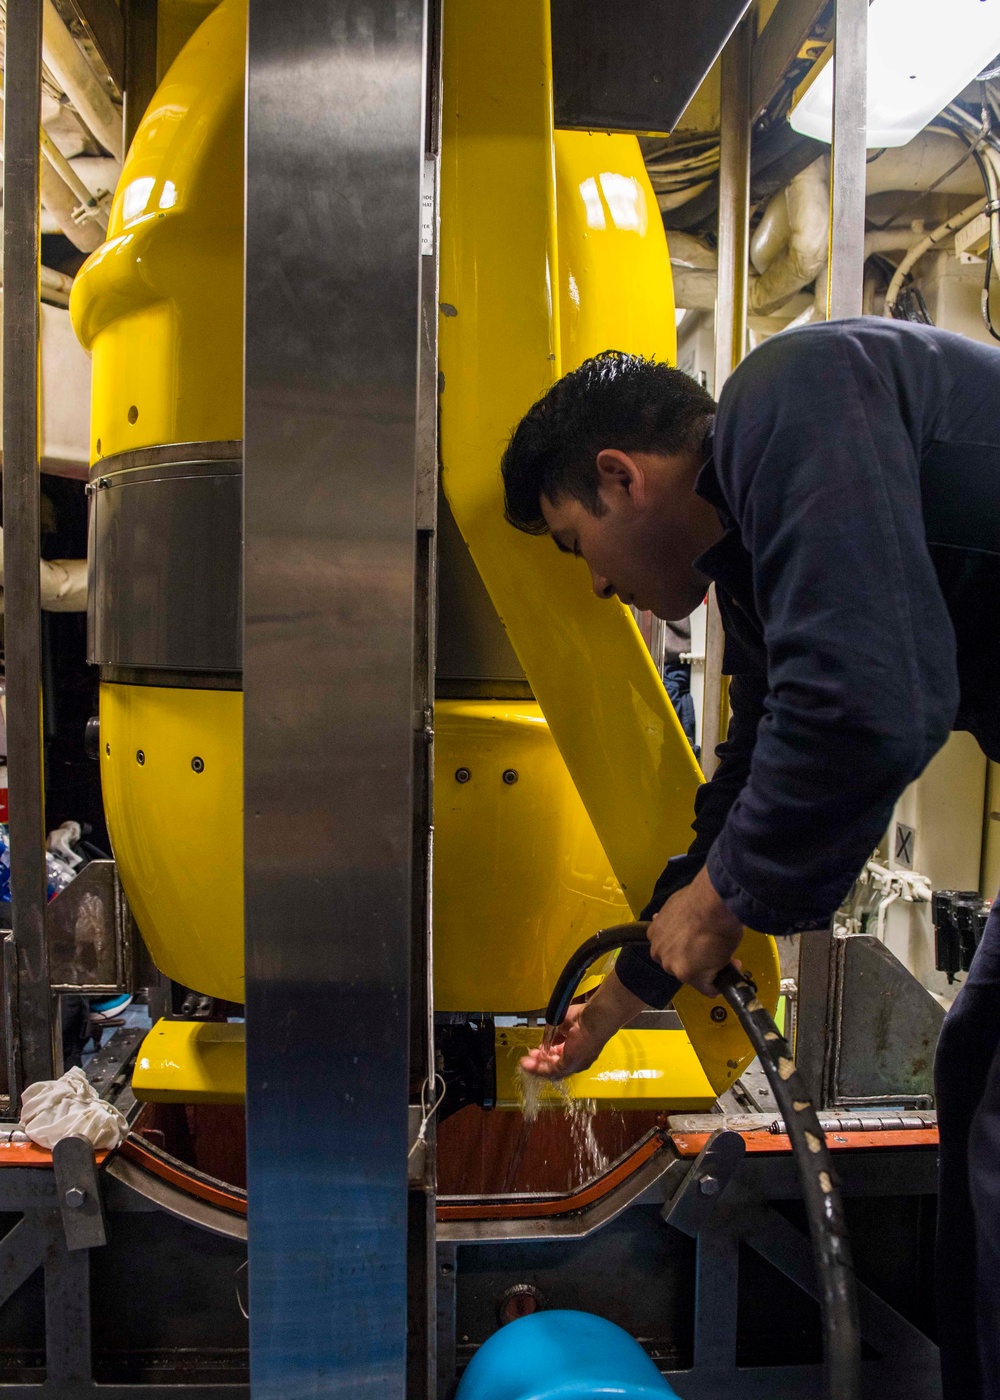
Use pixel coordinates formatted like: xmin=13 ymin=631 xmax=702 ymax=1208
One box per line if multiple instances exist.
xmin=0 ymin=0 xmax=994 ymax=1394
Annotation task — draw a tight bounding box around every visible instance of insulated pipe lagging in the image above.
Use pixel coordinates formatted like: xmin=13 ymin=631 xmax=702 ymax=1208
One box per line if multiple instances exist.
xmin=545 ymin=923 xmax=861 ymax=1400
xmin=41 ymin=0 xmax=123 ymax=160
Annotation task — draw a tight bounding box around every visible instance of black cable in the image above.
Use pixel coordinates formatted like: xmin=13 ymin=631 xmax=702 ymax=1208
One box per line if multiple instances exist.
xmin=545 ymin=923 xmax=861 ymax=1400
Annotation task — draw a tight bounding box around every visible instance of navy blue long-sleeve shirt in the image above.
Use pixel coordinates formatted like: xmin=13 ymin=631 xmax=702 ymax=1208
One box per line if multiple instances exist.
xmin=616 ymin=318 xmax=1000 ymax=1008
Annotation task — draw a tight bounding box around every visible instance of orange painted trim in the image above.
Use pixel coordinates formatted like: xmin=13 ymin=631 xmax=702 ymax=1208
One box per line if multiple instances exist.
xmin=0 ymin=1144 xmax=109 ymax=1168
xmin=436 ymin=1132 xmax=665 ymax=1221
xmin=118 ymin=1136 xmax=247 ymax=1215
xmin=670 ymin=1128 xmax=940 ymax=1157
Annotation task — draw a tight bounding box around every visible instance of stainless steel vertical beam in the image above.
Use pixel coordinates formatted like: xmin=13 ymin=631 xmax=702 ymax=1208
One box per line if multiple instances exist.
xmin=796 ymin=0 xmax=869 ymax=1107
xmin=826 ymin=0 xmax=868 ymax=319
xmin=243 ymin=0 xmax=426 ymax=1394
xmin=704 ymin=7 xmax=753 ymax=778
xmin=712 ymin=10 xmax=752 ymax=403
xmin=2 ymin=0 xmax=55 ymax=1091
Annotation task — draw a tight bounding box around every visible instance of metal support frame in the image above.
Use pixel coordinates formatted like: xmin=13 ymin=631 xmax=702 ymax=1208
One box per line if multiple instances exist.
xmin=0 ymin=1164 xmax=249 ymax=1396
xmin=438 ymin=1143 xmax=940 ymax=1399
xmin=665 ymin=1148 xmax=940 ymax=1398
xmin=751 ymin=0 xmax=828 ymax=120
xmin=826 ymin=0 xmax=868 ymax=319
xmin=243 ymin=0 xmax=428 ymax=1395
xmin=3 ymin=0 xmax=55 ymax=1096
xmin=703 ymin=8 xmax=753 ymax=777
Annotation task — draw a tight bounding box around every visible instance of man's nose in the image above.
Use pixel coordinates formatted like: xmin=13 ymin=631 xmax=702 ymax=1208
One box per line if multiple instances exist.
xmin=589 ymin=568 xmax=615 ymax=600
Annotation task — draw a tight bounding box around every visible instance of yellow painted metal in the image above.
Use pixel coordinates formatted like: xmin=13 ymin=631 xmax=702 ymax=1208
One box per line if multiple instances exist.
xmin=132 ymin=1018 xmax=246 ymax=1104
xmin=70 ymin=0 xmax=245 ymax=459
xmin=79 ymin=0 xmax=777 ymax=1105
xmin=434 ymin=700 xmax=630 ymax=1012
xmin=554 ymin=129 xmax=677 ymax=367
xmin=70 ymin=0 xmax=248 ymax=1006
xmin=100 ymin=682 xmax=245 ymax=1003
xmin=495 ymin=1026 xmax=715 ymax=1111
xmin=157 ymin=0 xmax=223 ymax=83
xmin=439 ymin=0 xmax=779 ymax=1094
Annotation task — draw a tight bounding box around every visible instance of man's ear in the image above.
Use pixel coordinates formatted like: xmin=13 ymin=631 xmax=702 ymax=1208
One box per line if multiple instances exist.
xmin=595 ymin=448 xmax=644 ymax=506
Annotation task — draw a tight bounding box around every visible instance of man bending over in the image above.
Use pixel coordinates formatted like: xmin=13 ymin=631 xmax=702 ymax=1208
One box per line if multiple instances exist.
xmin=500 ymin=319 xmax=1000 ymax=1400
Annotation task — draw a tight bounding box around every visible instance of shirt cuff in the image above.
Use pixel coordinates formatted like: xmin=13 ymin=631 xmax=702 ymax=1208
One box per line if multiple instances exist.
xmin=614 ymin=944 xmax=682 ymax=1009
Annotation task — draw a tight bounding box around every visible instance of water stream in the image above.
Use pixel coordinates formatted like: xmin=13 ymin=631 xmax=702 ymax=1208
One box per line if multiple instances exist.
xmin=515 ymin=1065 xmax=608 ymax=1181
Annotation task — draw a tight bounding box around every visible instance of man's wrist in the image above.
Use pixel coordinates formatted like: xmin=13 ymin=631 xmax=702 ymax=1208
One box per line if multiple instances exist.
xmin=581 ymin=970 xmax=649 ymax=1041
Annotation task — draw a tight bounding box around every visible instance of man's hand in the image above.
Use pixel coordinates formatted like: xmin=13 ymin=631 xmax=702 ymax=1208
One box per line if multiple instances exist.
xmin=520 ymin=970 xmax=647 ymax=1080
xmin=647 ymin=865 xmax=743 ymax=996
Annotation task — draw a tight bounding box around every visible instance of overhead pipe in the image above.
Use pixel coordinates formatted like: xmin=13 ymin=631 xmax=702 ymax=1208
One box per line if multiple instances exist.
xmin=0 ymin=76 xmax=105 ymax=251
xmin=38 ymin=148 xmax=105 ymax=250
xmin=40 ymin=0 xmax=122 ymax=160
xmin=40 ymin=127 xmax=109 ymax=237
xmin=884 ymin=198 xmax=986 ymax=317
xmin=0 ymin=531 xmax=87 ymax=611
xmin=749 ymin=157 xmax=829 ymax=315
xmin=747 ymin=132 xmax=979 ymax=319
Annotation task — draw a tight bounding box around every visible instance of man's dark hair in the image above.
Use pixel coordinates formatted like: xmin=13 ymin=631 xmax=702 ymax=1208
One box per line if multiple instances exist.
xmin=501 ymin=350 xmax=716 ymax=534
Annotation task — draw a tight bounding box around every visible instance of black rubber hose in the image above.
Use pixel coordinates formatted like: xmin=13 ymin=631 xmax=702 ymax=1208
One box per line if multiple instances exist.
xmin=544 ymin=922 xmax=861 ymax=1400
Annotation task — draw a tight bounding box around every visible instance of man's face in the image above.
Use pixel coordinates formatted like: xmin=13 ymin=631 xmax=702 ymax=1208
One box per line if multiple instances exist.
xmin=540 ymin=448 xmax=716 ymax=620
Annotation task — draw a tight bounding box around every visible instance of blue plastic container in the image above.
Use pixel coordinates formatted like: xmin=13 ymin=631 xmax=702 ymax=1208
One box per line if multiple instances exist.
xmin=454 ymin=1310 xmax=680 ymax=1399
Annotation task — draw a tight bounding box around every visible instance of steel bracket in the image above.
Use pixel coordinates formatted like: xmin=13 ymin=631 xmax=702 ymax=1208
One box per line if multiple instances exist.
xmin=52 ymin=1135 xmax=107 ymax=1251
xmin=662 ymin=1129 xmax=746 ymax=1237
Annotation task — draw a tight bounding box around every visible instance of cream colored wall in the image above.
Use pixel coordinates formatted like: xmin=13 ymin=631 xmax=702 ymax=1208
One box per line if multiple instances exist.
xmin=884 ymin=732 xmax=988 ymax=1002
xmin=982 ymin=762 xmax=1000 ymax=901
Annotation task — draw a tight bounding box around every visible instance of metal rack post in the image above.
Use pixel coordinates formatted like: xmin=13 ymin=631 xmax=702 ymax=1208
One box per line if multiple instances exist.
xmin=2 ymin=0 xmax=55 ymax=1098
xmin=242 ymin=0 xmax=428 ymax=1392
xmin=827 ymin=0 xmax=868 ymax=319
xmin=703 ymin=5 xmax=753 ymax=778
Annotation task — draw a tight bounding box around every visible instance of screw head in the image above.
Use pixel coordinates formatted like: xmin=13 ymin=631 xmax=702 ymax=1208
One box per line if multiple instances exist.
xmin=698 ymin=1175 xmax=720 ymax=1197
xmin=710 ymin=1006 xmax=727 ymax=1022
xmin=136 ymin=749 xmax=145 ymax=766
xmin=502 ymin=769 xmax=519 ymax=785
xmin=191 ymin=756 xmax=205 ymax=773
xmin=455 ymin=767 xmax=471 ymax=784
xmin=64 ymin=1187 xmax=86 ymax=1209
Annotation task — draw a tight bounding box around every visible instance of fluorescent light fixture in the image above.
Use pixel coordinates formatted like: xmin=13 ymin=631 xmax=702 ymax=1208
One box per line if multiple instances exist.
xmin=790 ymin=0 xmax=1000 ymax=148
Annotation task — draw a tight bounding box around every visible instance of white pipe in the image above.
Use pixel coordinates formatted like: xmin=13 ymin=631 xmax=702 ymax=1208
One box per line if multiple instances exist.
xmin=748 ymin=157 xmax=829 ymax=315
xmin=0 ymin=77 xmax=104 ymax=253
xmin=670 ymin=266 xmax=718 ymax=311
xmin=39 ymin=128 xmax=109 ymax=237
xmin=39 ymin=157 xmax=105 ymax=251
xmin=747 ymin=133 xmax=973 ymax=315
xmin=41 ymin=0 xmax=122 ymax=160
xmin=666 ymin=231 xmax=717 ymax=269
xmin=40 ymin=266 xmax=74 ymax=297
xmin=656 ymin=182 xmax=711 ymax=213
xmin=865 ymin=132 xmax=983 ymax=198
xmin=884 ymin=198 xmax=985 ymax=316
xmin=865 ymin=226 xmax=924 ymax=258
xmin=750 ymin=191 xmax=790 ymax=274
xmin=0 ymin=531 xmax=87 ymax=612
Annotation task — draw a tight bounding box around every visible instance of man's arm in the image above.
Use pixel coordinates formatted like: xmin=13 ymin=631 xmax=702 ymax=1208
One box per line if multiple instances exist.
xmin=703 ymin=323 xmax=958 ymax=935
xmin=614 ymin=667 xmax=768 ymax=1006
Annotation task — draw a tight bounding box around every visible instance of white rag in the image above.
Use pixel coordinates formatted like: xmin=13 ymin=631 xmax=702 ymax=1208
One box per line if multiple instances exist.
xmin=19 ymin=1066 xmax=127 ymax=1151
